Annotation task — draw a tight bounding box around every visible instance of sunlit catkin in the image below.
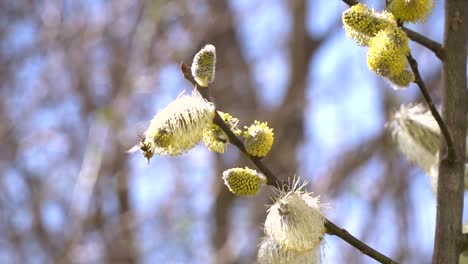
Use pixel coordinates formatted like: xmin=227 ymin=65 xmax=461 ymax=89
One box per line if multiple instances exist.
xmin=191 ymin=44 xmax=216 ymax=87
xmin=264 ymin=181 xmax=325 ymax=252
xmin=141 ymin=91 xmax=215 ymax=159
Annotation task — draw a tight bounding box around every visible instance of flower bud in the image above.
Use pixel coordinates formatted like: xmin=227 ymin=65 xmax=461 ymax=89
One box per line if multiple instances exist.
xmin=191 ymin=44 xmax=216 ymax=87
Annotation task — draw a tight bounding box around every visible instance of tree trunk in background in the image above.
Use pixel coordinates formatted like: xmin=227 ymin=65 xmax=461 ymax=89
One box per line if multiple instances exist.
xmin=433 ymin=0 xmax=467 ymax=263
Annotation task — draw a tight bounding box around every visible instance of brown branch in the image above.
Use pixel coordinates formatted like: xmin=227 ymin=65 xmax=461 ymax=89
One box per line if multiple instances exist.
xmin=406 ymin=53 xmax=455 ymax=162
xmin=325 ymin=220 xmax=398 ymax=264
xmin=402 ymin=27 xmax=444 ymax=59
xmin=181 ymin=63 xmax=399 ymax=264
xmin=341 ymin=0 xmax=444 ymax=59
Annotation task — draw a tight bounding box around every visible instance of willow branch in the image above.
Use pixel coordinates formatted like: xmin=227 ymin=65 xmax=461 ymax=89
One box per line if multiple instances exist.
xmin=406 ymin=53 xmax=455 ymax=162
xmin=342 ymin=0 xmax=444 ymax=59
xmin=402 ymin=27 xmax=444 ymax=59
xmin=180 ymin=63 xmax=398 ymax=264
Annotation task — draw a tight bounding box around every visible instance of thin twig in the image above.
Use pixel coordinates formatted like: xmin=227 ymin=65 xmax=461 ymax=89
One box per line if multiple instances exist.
xmin=341 ymin=0 xmax=444 ymax=59
xmin=180 ymin=63 xmax=399 ymax=264
xmin=402 ymin=27 xmax=444 ymax=59
xmin=406 ymin=53 xmax=455 ymax=162
xmin=324 ymin=221 xmax=398 ymax=264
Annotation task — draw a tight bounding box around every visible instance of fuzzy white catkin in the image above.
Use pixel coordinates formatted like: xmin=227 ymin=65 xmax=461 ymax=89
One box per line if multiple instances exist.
xmin=387 ymin=104 xmax=468 ymax=193
xmin=257 ymin=237 xmax=322 ymax=264
xmin=142 ymin=91 xmax=215 ymax=157
xmin=264 ymin=186 xmax=325 ymax=252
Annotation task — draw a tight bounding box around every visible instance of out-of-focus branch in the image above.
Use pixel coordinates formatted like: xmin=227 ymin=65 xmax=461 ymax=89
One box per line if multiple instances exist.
xmin=181 ymin=63 xmax=399 ymax=264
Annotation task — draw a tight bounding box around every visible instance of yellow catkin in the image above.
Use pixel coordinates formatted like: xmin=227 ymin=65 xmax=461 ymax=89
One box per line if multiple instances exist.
xmin=367 ymin=27 xmax=409 ymax=77
xmin=388 ymin=0 xmax=434 ymax=23
xmin=203 ymin=112 xmax=241 ymax=153
xmin=244 ymin=121 xmax=274 ymax=157
xmin=387 ymin=69 xmax=415 ymax=89
xmin=222 ymin=167 xmax=267 ymax=196
xmin=342 ymin=3 xmax=397 ymax=46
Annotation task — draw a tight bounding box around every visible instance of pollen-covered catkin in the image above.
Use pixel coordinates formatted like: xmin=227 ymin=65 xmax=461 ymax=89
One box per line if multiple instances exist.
xmin=342 ymin=3 xmax=396 ymax=46
xmin=388 ymin=0 xmax=434 ymax=23
xmin=203 ymin=112 xmax=241 ymax=153
xmin=244 ymin=121 xmax=274 ymax=157
xmin=367 ymin=27 xmax=409 ymax=77
xmin=142 ymin=91 xmax=215 ymax=158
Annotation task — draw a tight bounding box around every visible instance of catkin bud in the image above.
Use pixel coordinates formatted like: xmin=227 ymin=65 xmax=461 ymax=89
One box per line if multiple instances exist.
xmin=367 ymin=27 xmax=409 ymax=77
xmin=203 ymin=112 xmax=242 ymax=153
xmin=388 ymin=0 xmax=434 ymax=23
xmin=191 ymin=44 xmax=216 ymax=87
xmin=222 ymin=167 xmax=267 ymax=196
xmin=342 ymin=3 xmax=396 ymax=46
xmin=142 ymin=91 xmax=215 ymax=159
xmin=264 ymin=181 xmax=325 ymax=252
xmin=257 ymin=237 xmax=322 ymax=264
xmin=244 ymin=121 xmax=274 ymax=157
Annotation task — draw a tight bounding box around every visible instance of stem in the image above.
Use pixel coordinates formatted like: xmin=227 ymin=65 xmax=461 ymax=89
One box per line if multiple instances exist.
xmin=406 ymin=53 xmax=455 ymax=162
xmin=181 ymin=63 xmax=399 ymax=264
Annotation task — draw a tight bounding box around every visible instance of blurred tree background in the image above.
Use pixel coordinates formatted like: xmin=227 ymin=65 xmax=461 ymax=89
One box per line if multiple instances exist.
xmin=0 ymin=0 xmax=454 ymax=263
